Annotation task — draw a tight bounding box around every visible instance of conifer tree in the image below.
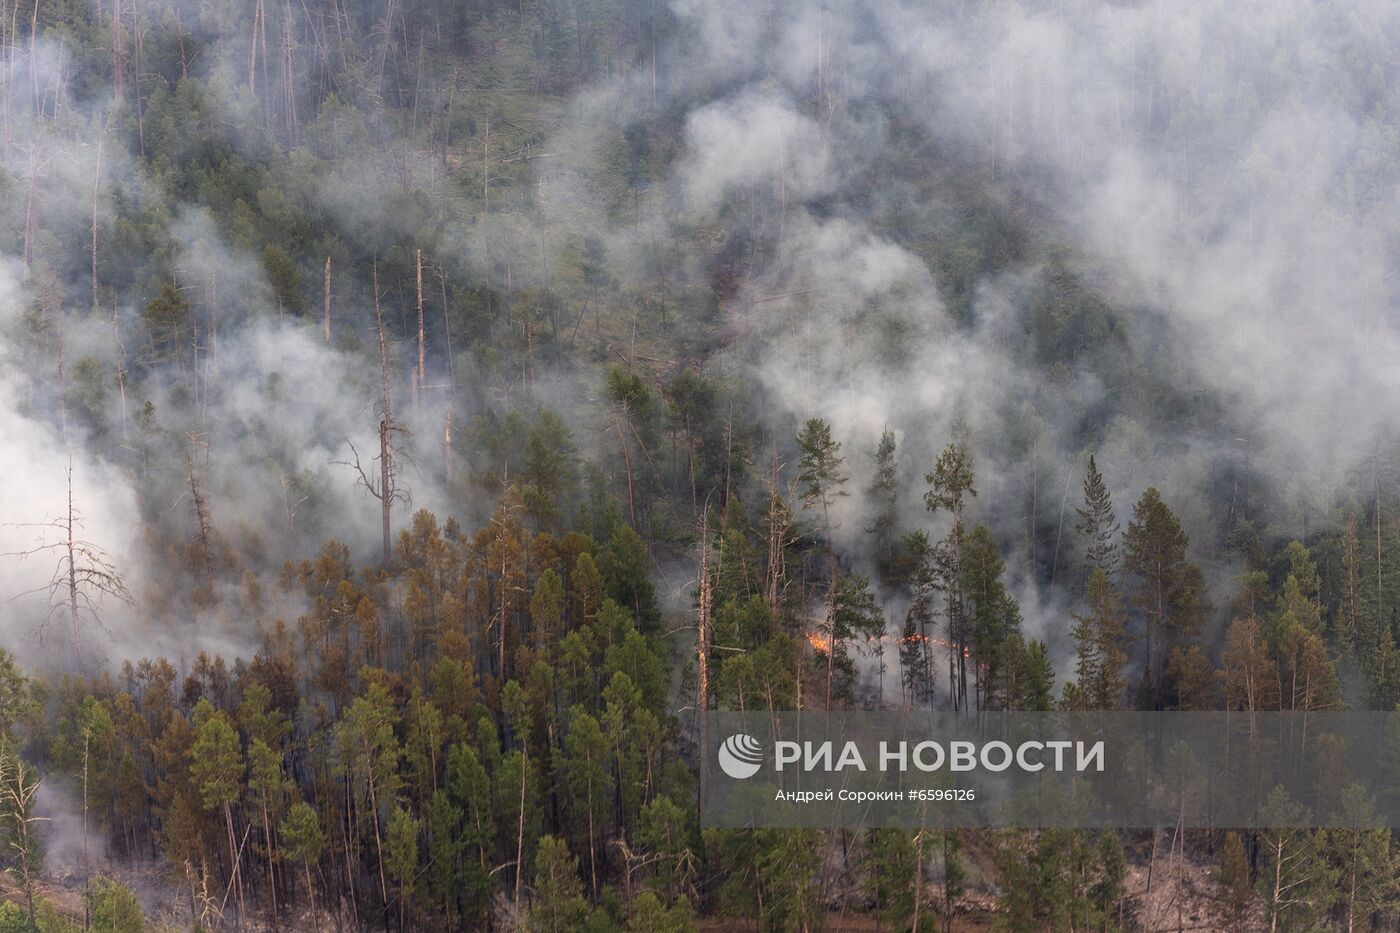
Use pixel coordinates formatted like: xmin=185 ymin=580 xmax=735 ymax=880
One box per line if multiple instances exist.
xmin=865 ymin=428 xmax=900 ymax=575
xmin=961 ymin=525 xmax=1022 ymax=710
xmin=926 ymin=442 xmax=977 ymax=710
xmin=1218 ymin=831 xmax=1252 ymax=928
xmin=900 ymin=531 xmax=938 ymax=707
xmin=560 ymin=706 xmax=610 ymax=896
xmin=1123 ymin=488 xmax=1205 ymax=705
xmin=385 ymin=806 xmax=420 ymax=926
xmin=1276 ymin=541 xmax=1322 ymax=634
xmin=1075 ymin=455 xmax=1119 ymax=576
xmin=814 ymin=574 xmax=884 ymax=707
xmin=1257 ymin=787 xmax=1319 ymax=932
xmin=1319 ymin=784 xmax=1398 ymax=931
xmin=190 ymin=701 xmax=246 ymax=921
xmin=529 ymin=836 xmax=590 ymax=931
xmin=796 ymin=417 xmax=849 ymax=544
xmin=1066 ymin=567 xmax=1128 ymax=710
xmin=280 ymin=802 xmax=325 ymax=931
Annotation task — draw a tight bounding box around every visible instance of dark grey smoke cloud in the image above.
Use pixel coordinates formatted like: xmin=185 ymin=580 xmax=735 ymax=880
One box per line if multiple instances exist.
xmin=2 ymin=0 xmax=1397 ymax=680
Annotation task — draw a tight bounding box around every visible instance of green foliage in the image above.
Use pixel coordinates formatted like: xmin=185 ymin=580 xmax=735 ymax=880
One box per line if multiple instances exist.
xmin=138 ymin=281 xmax=190 ymax=364
xmin=1075 ymin=455 xmax=1120 ymax=576
xmin=601 ymin=524 xmax=660 ymax=633
xmin=1218 ymin=831 xmax=1251 ymax=927
xmin=627 ymin=891 xmax=694 ymax=932
xmin=1065 ymin=567 xmax=1128 ymax=710
xmin=84 ymin=876 xmax=143 ymax=933
xmin=862 ymin=829 xmax=934 ymax=931
xmin=1123 ymin=488 xmax=1206 ymax=707
xmin=385 ymin=805 xmax=421 ymax=898
xmin=994 ymin=829 xmax=1122 ymax=932
xmin=280 ymin=802 xmax=324 ymax=865
xmin=0 ymin=901 xmax=26 ymax=933
xmin=529 ymin=836 xmax=589 ymax=932
xmin=189 ymin=700 xmax=242 ymax=810
xmin=796 ymin=418 xmax=849 ymax=529
xmin=865 ymin=428 xmax=902 ymax=578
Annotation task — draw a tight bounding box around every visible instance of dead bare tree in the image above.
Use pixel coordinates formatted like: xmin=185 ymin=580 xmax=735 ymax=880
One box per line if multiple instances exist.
xmin=0 ymin=742 xmax=44 ymax=924
xmin=695 ymin=507 xmax=712 ymax=812
xmin=443 ymin=405 xmax=453 ymax=482
xmin=323 ymin=256 xmax=332 ymax=342
xmin=4 ymin=465 xmax=133 ymax=666
xmin=185 ymin=447 xmax=214 ymax=585
xmin=339 ymin=264 xmax=411 ymax=562
xmin=91 ymin=136 xmax=102 ymax=315
xmin=415 ymin=247 xmax=426 ymax=403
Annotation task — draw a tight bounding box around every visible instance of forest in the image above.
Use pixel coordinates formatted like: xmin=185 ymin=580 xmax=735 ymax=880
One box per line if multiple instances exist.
xmin=0 ymin=0 xmax=1399 ymax=929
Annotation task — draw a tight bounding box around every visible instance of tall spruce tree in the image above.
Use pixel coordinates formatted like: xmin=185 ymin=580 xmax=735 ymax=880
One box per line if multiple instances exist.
xmin=1123 ymin=488 xmax=1206 ymax=706
xmin=796 ymin=417 xmax=849 ymax=544
xmin=900 ymin=531 xmax=938 ymax=708
xmin=926 ymin=442 xmax=977 ymax=711
xmin=1075 ymin=455 xmax=1119 ymax=576
xmin=865 ymin=428 xmax=900 ymax=576
xmin=961 ymin=525 xmax=1022 ymax=710
xmin=1066 ymin=567 xmax=1128 ymax=710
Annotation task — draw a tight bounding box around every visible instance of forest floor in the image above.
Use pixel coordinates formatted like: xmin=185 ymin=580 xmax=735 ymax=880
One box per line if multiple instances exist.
xmin=0 ymin=841 xmax=1270 ymax=932
xmin=0 ymin=871 xmax=86 ymax=923
xmin=1122 ymin=845 xmax=1269 ymax=933
xmin=695 ymin=914 xmax=998 ymax=931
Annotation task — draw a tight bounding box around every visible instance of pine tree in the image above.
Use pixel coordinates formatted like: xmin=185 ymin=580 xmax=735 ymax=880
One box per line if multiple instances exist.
xmin=425 ymin=790 xmax=462 ymax=922
xmin=384 ymin=806 xmax=420 ymax=927
xmin=1067 ymin=567 xmax=1128 ymax=710
xmin=1218 ymin=831 xmax=1252 ymax=928
xmin=529 ymin=568 xmax=566 ymax=651
xmin=796 ymin=417 xmax=849 ymax=543
xmin=190 ymin=701 xmax=246 ymax=921
xmin=571 ymin=551 xmax=604 ymax=627
xmin=529 ymin=836 xmax=590 ymax=931
xmin=926 ymin=442 xmax=977 ymax=711
xmin=901 ymin=531 xmax=938 ymax=708
xmin=334 ymin=684 xmax=402 ymax=913
xmin=1164 ymin=644 xmax=1217 ymax=710
xmin=1222 ymin=603 xmax=1280 ymax=715
xmin=861 ymin=829 xmax=929 ymax=931
xmin=84 ymin=876 xmax=143 ymax=933
xmin=815 ymin=574 xmax=885 ymax=707
xmin=1319 ymin=784 xmax=1398 ymax=931
xmin=246 ymin=737 xmax=290 ymax=923
xmin=1123 ymin=488 xmax=1206 ymax=706
xmin=1075 ymin=455 xmax=1119 ymax=576
xmin=446 ymin=742 xmax=495 ymax=924
xmin=601 ymin=523 xmax=661 ymax=633
xmin=865 ymin=428 xmax=900 ymax=576
xmin=1006 ymin=637 xmax=1055 ymax=711
xmin=1276 ymin=541 xmax=1322 ymax=634
xmin=280 ymin=802 xmax=325 ymax=931
xmin=1339 ymin=515 xmax=1373 ymax=659
xmin=961 ymin=525 xmax=1022 ymax=710
xmin=1257 ymin=787 xmax=1319 ymax=932
xmin=560 ymin=706 xmax=610 ymax=896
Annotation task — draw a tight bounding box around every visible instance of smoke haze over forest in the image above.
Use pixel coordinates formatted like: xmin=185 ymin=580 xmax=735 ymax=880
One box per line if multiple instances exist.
xmin=4 ymin=0 xmax=1397 ymax=660
xmin=0 ymin=0 xmax=1395 ymax=929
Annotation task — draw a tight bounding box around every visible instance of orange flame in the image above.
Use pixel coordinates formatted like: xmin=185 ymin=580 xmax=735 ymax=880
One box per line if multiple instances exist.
xmin=893 ymin=631 xmax=972 ymax=659
xmin=805 ymin=629 xmax=970 ymax=659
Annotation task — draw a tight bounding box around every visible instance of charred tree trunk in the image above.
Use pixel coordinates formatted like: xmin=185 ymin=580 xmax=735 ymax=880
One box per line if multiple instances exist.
xmin=323 ymin=256 xmax=331 ymax=342
xmin=415 ymin=247 xmax=425 ymax=404
xmin=374 ymin=265 xmax=394 ymax=562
